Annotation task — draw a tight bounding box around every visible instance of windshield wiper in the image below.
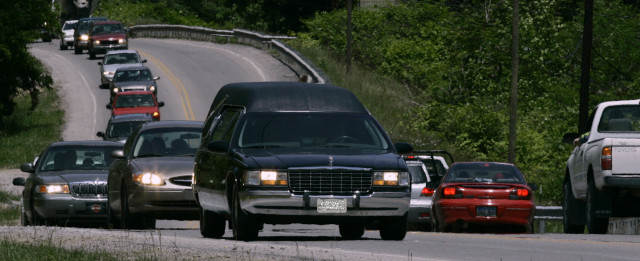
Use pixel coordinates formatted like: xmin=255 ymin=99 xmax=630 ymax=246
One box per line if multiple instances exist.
xmin=243 ymin=145 xmax=287 ymax=149
xmin=135 ymin=153 xmax=164 ymax=158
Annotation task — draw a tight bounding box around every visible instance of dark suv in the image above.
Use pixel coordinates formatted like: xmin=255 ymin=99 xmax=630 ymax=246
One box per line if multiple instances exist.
xmin=73 ymin=17 xmax=107 ymax=54
xmin=87 ymin=21 xmax=128 ymax=59
xmin=193 ymin=82 xmax=414 ymax=241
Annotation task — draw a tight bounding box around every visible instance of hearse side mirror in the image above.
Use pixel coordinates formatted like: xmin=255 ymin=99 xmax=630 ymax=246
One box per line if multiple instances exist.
xmin=528 ymin=183 xmax=538 ymax=191
xmin=394 ymin=142 xmax=414 ymax=155
xmin=207 ymin=140 xmax=229 ymax=153
xmin=12 ymin=177 xmax=25 ymax=186
xmin=111 ymin=149 xmax=125 ymax=159
xmin=158 ymin=101 xmax=165 ymax=107
xmin=20 ymin=163 xmax=34 ymax=173
xmin=562 ymin=133 xmax=579 ymax=144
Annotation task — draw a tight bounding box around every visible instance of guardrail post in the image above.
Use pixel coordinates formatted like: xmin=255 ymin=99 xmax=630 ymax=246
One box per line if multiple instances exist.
xmin=539 ymin=220 xmax=545 ymax=233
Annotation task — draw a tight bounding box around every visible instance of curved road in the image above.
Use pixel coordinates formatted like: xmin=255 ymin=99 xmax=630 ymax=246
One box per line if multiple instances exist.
xmin=16 ymin=39 xmax=640 ymax=261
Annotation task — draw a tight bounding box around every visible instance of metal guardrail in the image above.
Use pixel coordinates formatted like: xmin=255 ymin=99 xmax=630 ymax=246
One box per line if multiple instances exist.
xmin=535 ymin=206 xmax=562 ymax=233
xmin=127 ymin=24 xmax=328 ymax=84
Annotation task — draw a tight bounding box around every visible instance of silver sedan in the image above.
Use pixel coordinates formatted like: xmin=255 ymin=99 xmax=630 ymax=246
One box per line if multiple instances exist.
xmin=98 ymin=50 xmax=147 ymax=88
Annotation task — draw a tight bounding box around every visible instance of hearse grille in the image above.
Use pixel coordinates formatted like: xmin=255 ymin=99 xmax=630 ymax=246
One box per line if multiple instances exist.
xmin=70 ymin=181 xmax=108 ymax=198
xmin=288 ymin=169 xmax=373 ymax=195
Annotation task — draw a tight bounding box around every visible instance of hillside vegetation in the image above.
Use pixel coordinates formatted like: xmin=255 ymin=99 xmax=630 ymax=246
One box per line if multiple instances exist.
xmin=95 ymin=0 xmax=640 ymax=204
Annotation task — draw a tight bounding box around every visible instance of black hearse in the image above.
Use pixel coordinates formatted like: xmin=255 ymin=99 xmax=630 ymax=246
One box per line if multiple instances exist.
xmin=193 ymin=82 xmax=413 ymax=241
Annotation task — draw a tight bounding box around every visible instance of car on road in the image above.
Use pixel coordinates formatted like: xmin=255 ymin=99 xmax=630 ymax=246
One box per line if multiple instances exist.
xmin=431 ymin=162 xmax=537 ymax=233
xmin=107 ymin=90 xmax=164 ymax=121
xmin=406 ymin=160 xmax=434 ymax=231
xmin=193 ymin=82 xmax=414 ymax=241
xmin=98 ymin=50 xmax=147 ymax=88
xmin=59 ymin=19 xmax=78 ymax=50
xmin=96 ymin=113 xmax=154 ymax=143
xmin=404 ymin=150 xmax=453 ymax=188
xmin=108 ymin=66 xmax=159 ymax=100
xmin=87 ymin=20 xmax=128 ymax=59
xmin=73 ymin=17 xmax=107 ymax=54
xmin=107 ymin=120 xmax=203 ymax=229
xmin=12 ymin=141 xmax=123 ymax=226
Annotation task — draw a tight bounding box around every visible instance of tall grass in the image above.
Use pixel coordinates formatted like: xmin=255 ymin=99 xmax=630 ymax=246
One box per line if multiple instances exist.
xmin=287 ymin=41 xmax=417 ymax=145
xmin=0 ymin=88 xmax=63 ymax=168
xmin=0 ymin=239 xmax=120 ymax=261
xmin=0 ymin=190 xmax=20 ymax=226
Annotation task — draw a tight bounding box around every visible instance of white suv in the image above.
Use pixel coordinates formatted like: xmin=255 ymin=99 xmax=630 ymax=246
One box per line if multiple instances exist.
xmin=59 ymin=20 xmax=78 ymax=50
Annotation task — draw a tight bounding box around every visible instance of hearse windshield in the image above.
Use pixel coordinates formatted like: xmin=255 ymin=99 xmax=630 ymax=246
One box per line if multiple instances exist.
xmin=236 ymin=112 xmax=390 ymax=150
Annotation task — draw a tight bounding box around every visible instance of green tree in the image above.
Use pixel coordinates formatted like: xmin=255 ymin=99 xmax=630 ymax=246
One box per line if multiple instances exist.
xmin=0 ymin=0 xmax=55 ymax=127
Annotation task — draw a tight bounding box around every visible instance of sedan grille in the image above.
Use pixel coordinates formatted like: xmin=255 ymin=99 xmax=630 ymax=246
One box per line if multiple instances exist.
xmin=288 ymin=168 xmax=373 ymax=195
xmin=169 ymin=175 xmax=192 ymax=187
xmin=70 ymin=181 xmax=108 ymax=198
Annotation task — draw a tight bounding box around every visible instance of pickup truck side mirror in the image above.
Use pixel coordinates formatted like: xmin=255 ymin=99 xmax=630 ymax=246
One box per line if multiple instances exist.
xmin=562 ymin=133 xmax=579 ymax=144
xmin=394 ymin=142 xmax=414 ymax=155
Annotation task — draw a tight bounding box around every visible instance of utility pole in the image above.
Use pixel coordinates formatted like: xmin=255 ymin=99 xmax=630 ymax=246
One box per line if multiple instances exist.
xmin=508 ymin=0 xmax=519 ymax=164
xmin=346 ymin=0 xmax=353 ymax=74
xmin=579 ymin=0 xmax=593 ymax=134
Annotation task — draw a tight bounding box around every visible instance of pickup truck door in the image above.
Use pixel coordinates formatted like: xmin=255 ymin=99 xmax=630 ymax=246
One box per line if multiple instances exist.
xmin=572 ymin=142 xmax=589 ymax=199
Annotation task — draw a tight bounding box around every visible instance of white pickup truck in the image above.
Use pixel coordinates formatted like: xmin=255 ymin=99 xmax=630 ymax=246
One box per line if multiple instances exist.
xmin=563 ymin=99 xmax=640 ymax=234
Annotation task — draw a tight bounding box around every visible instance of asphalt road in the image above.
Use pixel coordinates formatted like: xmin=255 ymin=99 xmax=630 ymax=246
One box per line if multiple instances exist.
xmin=15 ymin=39 xmax=640 ymax=261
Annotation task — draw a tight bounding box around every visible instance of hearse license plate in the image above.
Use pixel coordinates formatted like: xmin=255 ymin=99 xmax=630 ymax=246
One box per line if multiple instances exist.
xmin=317 ymin=198 xmax=347 ymax=213
xmin=476 ymin=206 xmax=496 ymax=217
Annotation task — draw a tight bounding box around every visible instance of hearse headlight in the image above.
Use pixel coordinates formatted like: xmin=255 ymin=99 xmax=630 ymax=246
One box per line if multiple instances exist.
xmin=244 ymin=170 xmax=288 ymax=186
xmin=133 ymin=173 xmax=165 ymax=186
xmin=373 ymin=171 xmax=409 ymax=187
xmin=36 ymin=184 xmax=70 ymax=194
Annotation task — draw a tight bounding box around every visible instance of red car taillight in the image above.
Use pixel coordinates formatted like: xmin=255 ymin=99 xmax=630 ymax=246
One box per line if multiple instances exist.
xmin=509 ymin=188 xmax=531 ymax=200
xmin=601 ymin=146 xmax=612 ymax=170
xmin=442 ymin=186 xmax=462 ymax=199
xmin=421 ymin=187 xmax=434 ymax=197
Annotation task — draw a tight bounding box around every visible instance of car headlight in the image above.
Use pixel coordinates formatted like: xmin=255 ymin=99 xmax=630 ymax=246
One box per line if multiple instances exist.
xmin=244 ymin=170 xmax=288 ymax=186
xmin=118 ymin=38 xmax=127 ymax=44
xmin=36 ymin=184 xmax=70 ymax=194
xmin=103 ymin=71 xmax=114 ymax=76
xmin=133 ymin=173 xmax=165 ymax=185
xmin=80 ymin=34 xmax=89 ymax=41
xmin=373 ymin=171 xmax=409 ymax=187
xmin=112 ymin=87 xmax=119 ymax=93
xmin=149 ymin=85 xmax=156 ymax=92
xmin=94 ymin=40 xmax=100 ymax=45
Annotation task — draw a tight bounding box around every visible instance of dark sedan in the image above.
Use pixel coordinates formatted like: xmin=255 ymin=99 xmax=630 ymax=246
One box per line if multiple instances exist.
xmin=96 ymin=113 xmax=154 ymax=143
xmin=108 ymin=66 xmax=159 ymax=101
xmin=107 ymin=120 xmax=203 ymax=229
xmin=13 ymin=141 xmax=123 ymax=226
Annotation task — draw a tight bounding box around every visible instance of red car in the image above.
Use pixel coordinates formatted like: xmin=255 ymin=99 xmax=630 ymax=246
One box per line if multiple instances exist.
xmin=431 ymin=162 xmax=536 ymax=233
xmin=107 ymin=91 xmax=164 ymax=121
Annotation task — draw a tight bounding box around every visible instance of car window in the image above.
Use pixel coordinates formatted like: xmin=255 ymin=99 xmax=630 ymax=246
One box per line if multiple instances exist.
xmin=132 ymin=128 xmax=202 ymax=157
xmin=115 ymin=94 xmax=155 ymax=108
xmin=209 ymin=108 xmax=241 ymax=142
xmin=443 ymin=163 xmax=525 ymax=184
xmin=407 ymin=163 xmax=427 ymax=184
xmin=107 ymin=121 xmax=148 ymax=139
xmin=421 ymin=158 xmax=447 ymax=177
xmin=105 ymin=53 xmax=139 ymax=65
xmin=597 ymin=105 xmax=640 ymax=132
xmin=63 ymin=22 xmax=76 ymax=30
xmin=114 ymin=70 xmax=152 ymax=82
xmin=236 ymin=112 xmax=390 ymax=150
xmin=92 ymin=23 xmax=124 ymax=34
xmin=38 ymin=145 xmax=121 ymax=172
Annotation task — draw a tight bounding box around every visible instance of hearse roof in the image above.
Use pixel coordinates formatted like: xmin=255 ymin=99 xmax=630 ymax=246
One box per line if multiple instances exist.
xmin=210 ymin=82 xmax=369 ymax=114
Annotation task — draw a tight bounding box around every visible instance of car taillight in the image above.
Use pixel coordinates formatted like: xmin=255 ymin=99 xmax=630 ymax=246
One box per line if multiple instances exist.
xmin=509 ymin=188 xmax=531 ymax=200
xmin=421 ymin=187 xmax=434 ymax=197
xmin=601 ymin=146 xmax=612 ymax=170
xmin=443 ymin=186 xmax=462 ymax=199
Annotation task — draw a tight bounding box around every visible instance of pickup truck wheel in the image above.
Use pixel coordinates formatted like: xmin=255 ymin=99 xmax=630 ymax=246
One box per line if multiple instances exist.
xmin=379 ymin=213 xmax=408 ymax=240
xmin=563 ymin=181 xmax=584 ymax=233
xmin=586 ymin=178 xmax=609 ymax=234
xmin=200 ymin=208 xmax=226 ymax=238
xmin=339 ymin=223 xmax=365 ymax=239
xmin=231 ymin=184 xmax=259 ymax=241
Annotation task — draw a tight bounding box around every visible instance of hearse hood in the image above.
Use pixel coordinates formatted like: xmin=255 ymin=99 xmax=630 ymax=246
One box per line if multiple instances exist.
xmin=237 ymin=149 xmax=405 ymax=171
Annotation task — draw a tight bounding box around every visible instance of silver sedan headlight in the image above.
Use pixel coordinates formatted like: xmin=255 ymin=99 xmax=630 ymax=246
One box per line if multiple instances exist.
xmin=36 ymin=184 xmax=70 ymax=194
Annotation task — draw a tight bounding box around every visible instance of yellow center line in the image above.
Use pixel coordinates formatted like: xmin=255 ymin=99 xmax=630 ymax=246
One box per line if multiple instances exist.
xmin=139 ymin=51 xmax=196 ymax=120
